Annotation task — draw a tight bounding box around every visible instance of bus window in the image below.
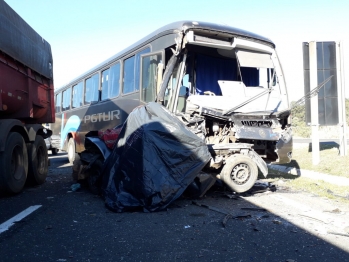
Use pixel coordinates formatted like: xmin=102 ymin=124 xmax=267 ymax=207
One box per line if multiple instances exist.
xmin=85 ymin=73 xmax=99 ymax=104
xmin=62 ymin=87 xmax=71 ymax=111
xmin=140 ymin=52 xmax=163 ymax=103
xmin=72 ymin=82 xmax=83 ymax=108
xmin=135 ymin=48 xmax=150 ymax=91
xmin=101 ymin=68 xmax=110 ymax=100
xmin=101 ymin=62 xmax=120 ymax=100
xmin=55 ymin=92 xmax=62 ymax=113
xmin=109 ymin=62 xmax=120 ymax=98
xmin=123 ymin=55 xmax=135 ymax=94
xmin=123 ymin=47 xmax=150 ymax=94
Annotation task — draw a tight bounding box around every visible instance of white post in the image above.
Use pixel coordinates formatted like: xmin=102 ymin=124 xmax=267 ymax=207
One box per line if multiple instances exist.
xmin=309 ymin=41 xmax=320 ymax=165
xmin=337 ymin=41 xmax=348 ymax=156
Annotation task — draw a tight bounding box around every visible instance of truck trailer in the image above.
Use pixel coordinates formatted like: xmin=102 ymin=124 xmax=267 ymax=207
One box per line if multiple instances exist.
xmin=0 ymin=0 xmax=54 ymax=194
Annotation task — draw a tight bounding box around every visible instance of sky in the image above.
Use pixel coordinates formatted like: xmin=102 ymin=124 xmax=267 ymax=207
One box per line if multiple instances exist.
xmin=4 ymin=0 xmax=349 ymax=102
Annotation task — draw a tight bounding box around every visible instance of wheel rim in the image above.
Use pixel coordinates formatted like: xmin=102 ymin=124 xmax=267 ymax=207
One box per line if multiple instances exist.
xmin=230 ymin=163 xmax=250 ymax=185
xmin=11 ymin=145 xmax=23 ymax=180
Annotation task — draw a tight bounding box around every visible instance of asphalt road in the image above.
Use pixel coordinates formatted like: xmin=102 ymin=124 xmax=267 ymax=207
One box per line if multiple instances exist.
xmin=0 ymin=153 xmax=349 ymax=262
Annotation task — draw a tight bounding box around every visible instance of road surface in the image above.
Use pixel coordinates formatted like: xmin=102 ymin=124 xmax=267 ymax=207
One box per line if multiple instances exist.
xmin=0 ymin=153 xmax=348 ymax=262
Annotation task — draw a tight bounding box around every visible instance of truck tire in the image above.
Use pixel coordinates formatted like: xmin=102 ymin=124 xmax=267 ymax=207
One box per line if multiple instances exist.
xmin=220 ymin=155 xmax=258 ymax=193
xmin=27 ymin=135 xmax=48 ymax=185
xmin=0 ymin=132 xmax=28 ymax=194
xmin=67 ymin=138 xmax=76 ymax=164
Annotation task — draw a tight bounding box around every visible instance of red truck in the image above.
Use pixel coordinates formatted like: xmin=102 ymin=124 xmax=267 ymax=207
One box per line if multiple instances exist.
xmin=0 ymin=0 xmax=55 ymax=194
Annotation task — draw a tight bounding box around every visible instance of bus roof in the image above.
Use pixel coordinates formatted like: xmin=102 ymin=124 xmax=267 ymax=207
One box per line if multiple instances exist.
xmin=56 ymin=20 xmax=275 ymax=91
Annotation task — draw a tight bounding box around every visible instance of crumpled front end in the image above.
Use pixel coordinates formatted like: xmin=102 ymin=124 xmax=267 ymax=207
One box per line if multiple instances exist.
xmin=233 ymin=112 xmax=293 ymax=164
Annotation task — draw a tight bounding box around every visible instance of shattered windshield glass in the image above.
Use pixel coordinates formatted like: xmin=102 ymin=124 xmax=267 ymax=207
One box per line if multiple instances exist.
xmin=235 ymin=50 xmax=283 ymax=113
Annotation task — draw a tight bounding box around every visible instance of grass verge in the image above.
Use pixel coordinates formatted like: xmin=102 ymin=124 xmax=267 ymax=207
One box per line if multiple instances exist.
xmin=281 ymin=143 xmax=349 ymax=178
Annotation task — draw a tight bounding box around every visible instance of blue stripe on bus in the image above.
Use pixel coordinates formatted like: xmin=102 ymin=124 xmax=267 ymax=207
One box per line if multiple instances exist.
xmin=61 ymin=114 xmax=81 ymax=148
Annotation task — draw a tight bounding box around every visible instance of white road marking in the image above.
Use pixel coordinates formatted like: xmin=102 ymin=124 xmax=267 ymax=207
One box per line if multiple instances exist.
xmin=0 ymin=205 xmax=42 ymax=234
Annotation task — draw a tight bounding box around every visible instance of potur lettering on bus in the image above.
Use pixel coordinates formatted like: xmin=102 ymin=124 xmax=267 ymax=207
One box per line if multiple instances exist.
xmin=83 ymin=110 xmax=120 ymax=123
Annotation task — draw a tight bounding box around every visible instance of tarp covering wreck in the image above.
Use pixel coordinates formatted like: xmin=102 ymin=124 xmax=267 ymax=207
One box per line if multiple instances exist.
xmin=101 ymin=102 xmax=212 ymax=212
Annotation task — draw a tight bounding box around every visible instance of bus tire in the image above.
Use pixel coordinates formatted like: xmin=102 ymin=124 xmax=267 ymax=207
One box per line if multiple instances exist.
xmin=67 ymin=138 xmax=76 ymax=164
xmin=51 ymin=148 xmax=58 ymax=155
xmin=27 ymin=135 xmax=48 ymax=185
xmin=220 ymin=155 xmax=258 ymax=193
xmin=0 ymin=132 xmax=28 ymax=194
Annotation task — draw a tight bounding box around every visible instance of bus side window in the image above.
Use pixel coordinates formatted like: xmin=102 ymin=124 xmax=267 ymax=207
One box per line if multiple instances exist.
xmin=101 ymin=63 xmax=120 ymax=100
xmin=62 ymin=87 xmax=71 ymax=111
xmin=85 ymin=73 xmax=99 ymax=104
xmin=123 ymin=47 xmax=150 ymax=94
xmin=101 ymin=69 xmax=110 ymax=100
xmin=123 ymin=56 xmax=135 ymax=94
xmin=109 ymin=62 xmax=120 ymax=98
xmin=72 ymin=81 xmax=83 ymax=108
xmin=55 ymin=92 xmax=62 ymax=113
xmin=135 ymin=47 xmax=150 ymax=91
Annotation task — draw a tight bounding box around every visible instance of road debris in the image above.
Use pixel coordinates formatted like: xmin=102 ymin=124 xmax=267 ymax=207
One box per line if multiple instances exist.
xmin=70 ymin=183 xmax=81 ymax=192
xmin=298 ymin=214 xmax=329 ymax=224
xmin=224 ymin=193 xmax=240 ymax=200
xmin=192 ymin=201 xmax=230 ymax=216
xmin=327 ymin=231 xmax=349 ymax=238
xmin=245 ymin=181 xmax=276 ymax=195
xmin=323 ymin=208 xmax=342 ymax=214
xmin=192 ymin=201 xmax=251 ymax=227
xmin=222 ymin=214 xmax=232 ymax=227
xmin=241 ymin=207 xmax=267 ymax=212
xmin=272 ymin=219 xmax=282 ymax=224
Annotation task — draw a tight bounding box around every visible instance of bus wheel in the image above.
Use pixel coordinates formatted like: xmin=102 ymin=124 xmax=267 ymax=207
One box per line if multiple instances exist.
xmin=67 ymin=138 xmax=77 ymax=164
xmin=0 ymin=132 xmax=28 ymax=194
xmin=220 ymin=155 xmax=258 ymax=193
xmin=27 ymin=135 xmax=48 ymax=185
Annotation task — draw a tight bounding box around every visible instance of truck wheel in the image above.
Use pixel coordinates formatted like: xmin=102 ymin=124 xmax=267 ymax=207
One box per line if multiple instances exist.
xmin=27 ymin=135 xmax=48 ymax=185
xmin=220 ymin=155 xmax=258 ymax=193
xmin=0 ymin=132 xmax=28 ymax=194
xmin=67 ymin=138 xmax=76 ymax=164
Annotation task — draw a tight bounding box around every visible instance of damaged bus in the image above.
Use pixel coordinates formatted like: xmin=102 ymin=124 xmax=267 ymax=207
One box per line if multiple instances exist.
xmin=52 ymin=21 xmax=292 ymax=193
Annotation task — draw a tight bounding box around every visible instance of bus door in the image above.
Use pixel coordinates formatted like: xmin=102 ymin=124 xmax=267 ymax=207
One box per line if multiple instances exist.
xmin=140 ymin=51 xmax=164 ymax=103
